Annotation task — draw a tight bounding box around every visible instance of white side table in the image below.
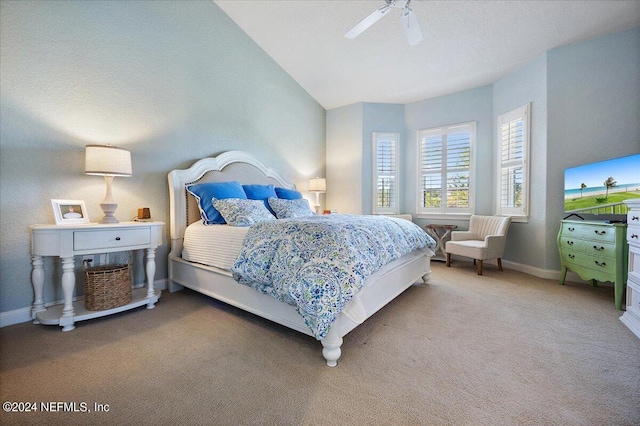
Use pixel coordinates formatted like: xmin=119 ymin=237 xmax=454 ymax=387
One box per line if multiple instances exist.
xmin=424 ymin=224 xmax=457 ymax=261
xmin=30 ymin=221 xmax=164 ymax=331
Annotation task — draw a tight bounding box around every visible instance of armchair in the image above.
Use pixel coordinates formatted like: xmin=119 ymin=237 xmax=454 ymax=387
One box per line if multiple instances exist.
xmin=445 ymin=215 xmax=512 ymax=275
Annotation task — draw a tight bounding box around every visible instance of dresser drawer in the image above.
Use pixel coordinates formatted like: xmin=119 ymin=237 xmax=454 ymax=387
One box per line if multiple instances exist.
xmin=560 ymin=248 xmax=581 ymax=264
xmin=628 ymin=210 xmax=640 ymax=227
xmin=582 ymin=254 xmax=616 ymax=275
xmin=559 ymin=237 xmax=583 ymax=252
xmin=559 ymin=237 xmax=615 ymax=258
xmin=630 ymin=247 xmax=640 ymax=277
xmin=583 ymin=241 xmax=616 ymax=258
xmin=628 ymin=227 xmax=640 ymax=246
xmin=561 ymin=222 xmax=615 ymax=243
xmin=561 ymin=249 xmax=616 ymax=276
xmin=74 ymin=228 xmax=150 ymax=251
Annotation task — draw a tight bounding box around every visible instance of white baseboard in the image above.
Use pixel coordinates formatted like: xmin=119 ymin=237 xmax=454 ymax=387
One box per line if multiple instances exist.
xmin=502 ymin=260 xmax=559 ymax=280
xmin=620 ymin=311 xmax=640 ymax=339
xmin=0 ymin=306 xmax=35 ymax=328
xmin=0 ymin=279 xmax=167 ymax=328
xmin=502 ymin=259 xmax=592 ymax=284
xmin=446 ymin=257 xmax=590 ymax=283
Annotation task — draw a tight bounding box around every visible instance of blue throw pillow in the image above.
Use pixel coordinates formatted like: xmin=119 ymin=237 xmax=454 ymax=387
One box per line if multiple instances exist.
xmin=187 ymin=181 xmax=247 ymax=224
xmin=275 ymin=187 xmax=303 ymax=200
xmin=242 ymin=184 xmax=278 ymax=214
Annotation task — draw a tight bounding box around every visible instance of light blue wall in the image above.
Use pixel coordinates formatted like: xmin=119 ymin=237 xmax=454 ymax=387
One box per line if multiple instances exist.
xmin=1 ymin=0 xmax=637 ymax=318
xmin=327 ymin=27 xmax=639 ymax=273
xmin=404 ymin=85 xmax=494 ymax=225
xmin=326 ymin=103 xmax=364 ymax=214
xmin=493 ymin=54 xmax=548 ymax=268
xmin=325 ymin=102 xmax=404 ymax=215
xmin=0 ymin=1 xmax=326 ymax=313
xmin=546 ymin=27 xmax=640 ymax=268
xmin=362 ymin=103 xmax=405 ymax=214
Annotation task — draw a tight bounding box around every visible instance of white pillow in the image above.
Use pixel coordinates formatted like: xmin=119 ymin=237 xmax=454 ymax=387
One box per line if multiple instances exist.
xmin=267 ymin=197 xmax=314 ymax=219
xmin=212 ymin=198 xmax=276 ymax=227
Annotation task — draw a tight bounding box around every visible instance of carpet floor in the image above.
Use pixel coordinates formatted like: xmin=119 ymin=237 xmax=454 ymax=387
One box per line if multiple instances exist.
xmin=1 ymin=261 xmax=639 ymax=425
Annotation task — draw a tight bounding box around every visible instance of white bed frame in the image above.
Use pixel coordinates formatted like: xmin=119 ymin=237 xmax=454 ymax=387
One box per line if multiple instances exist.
xmin=168 ymin=151 xmax=432 ymax=366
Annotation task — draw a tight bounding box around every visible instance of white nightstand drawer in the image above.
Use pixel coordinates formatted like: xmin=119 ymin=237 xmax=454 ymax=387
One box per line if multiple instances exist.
xmin=74 ymin=228 xmax=150 ymax=251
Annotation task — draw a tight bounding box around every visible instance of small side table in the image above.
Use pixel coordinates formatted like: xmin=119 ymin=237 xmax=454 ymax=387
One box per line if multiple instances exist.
xmin=424 ymin=224 xmax=457 ymax=261
xmin=30 ymin=221 xmax=164 ymax=331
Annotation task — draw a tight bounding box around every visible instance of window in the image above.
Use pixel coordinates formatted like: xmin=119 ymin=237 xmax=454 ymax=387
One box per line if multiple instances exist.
xmin=497 ymin=104 xmax=530 ymax=220
xmin=417 ymin=122 xmax=475 ymax=216
xmin=373 ymin=132 xmax=399 ymax=214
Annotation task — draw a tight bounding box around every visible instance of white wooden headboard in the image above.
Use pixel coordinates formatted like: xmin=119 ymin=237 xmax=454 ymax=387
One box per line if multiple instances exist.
xmin=167 ymin=151 xmax=296 ymax=258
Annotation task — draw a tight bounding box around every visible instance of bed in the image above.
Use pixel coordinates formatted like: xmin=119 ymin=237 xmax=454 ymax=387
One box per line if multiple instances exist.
xmin=168 ymin=150 xmax=435 ymax=366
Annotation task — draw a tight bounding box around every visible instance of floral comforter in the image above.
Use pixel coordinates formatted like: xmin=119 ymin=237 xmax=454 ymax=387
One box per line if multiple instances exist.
xmin=231 ymin=215 xmax=436 ymax=340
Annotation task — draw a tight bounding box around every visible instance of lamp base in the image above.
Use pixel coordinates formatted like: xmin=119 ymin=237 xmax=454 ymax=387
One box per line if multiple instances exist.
xmin=314 ymin=192 xmax=322 ymax=215
xmin=99 ymin=202 xmax=119 ymax=224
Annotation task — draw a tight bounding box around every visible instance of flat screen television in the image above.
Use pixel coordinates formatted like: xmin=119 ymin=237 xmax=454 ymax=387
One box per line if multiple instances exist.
xmin=564 ymin=153 xmax=640 ymax=220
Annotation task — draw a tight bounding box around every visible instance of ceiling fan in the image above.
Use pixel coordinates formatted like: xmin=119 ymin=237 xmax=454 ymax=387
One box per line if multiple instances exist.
xmin=345 ymin=0 xmax=424 ymax=46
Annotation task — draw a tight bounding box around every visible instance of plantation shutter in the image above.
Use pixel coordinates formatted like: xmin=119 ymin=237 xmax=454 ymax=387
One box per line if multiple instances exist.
xmin=373 ymin=132 xmax=399 ymax=214
xmin=418 ymin=122 xmax=474 ymax=215
xmin=497 ymin=104 xmax=529 ymax=218
xmin=445 ymin=126 xmax=471 ymax=209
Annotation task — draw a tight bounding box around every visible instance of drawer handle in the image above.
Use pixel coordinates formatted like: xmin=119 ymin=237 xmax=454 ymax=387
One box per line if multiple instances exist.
xmin=568 ymin=227 xmax=575 ymax=232
xmin=592 ymin=245 xmax=604 ymax=251
xmin=632 ymin=216 xmax=639 ymax=221
xmin=568 ymin=254 xmax=575 ymax=259
xmin=567 ymin=241 xmax=574 ymax=246
xmin=115 ymin=237 xmax=121 ymax=241
xmin=594 ymin=230 xmax=606 ymax=236
xmin=594 ymin=260 xmax=606 ymax=267
xmin=632 ymin=234 xmax=638 ymax=239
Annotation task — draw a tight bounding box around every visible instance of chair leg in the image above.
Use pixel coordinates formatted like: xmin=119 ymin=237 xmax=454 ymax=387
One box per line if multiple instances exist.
xmin=446 ymin=252 xmax=451 ymax=267
xmin=477 ymin=260 xmax=483 ymax=275
xmin=497 ymin=258 xmax=503 ymax=271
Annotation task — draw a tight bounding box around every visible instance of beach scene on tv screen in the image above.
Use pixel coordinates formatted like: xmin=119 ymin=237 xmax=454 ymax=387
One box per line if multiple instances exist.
xmin=564 ymin=154 xmax=640 ymax=214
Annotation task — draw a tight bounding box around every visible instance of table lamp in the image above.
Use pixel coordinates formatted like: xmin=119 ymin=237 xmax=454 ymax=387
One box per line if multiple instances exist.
xmin=308 ymin=177 xmax=326 ymax=214
xmin=85 ymin=144 xmax=132 ymax=224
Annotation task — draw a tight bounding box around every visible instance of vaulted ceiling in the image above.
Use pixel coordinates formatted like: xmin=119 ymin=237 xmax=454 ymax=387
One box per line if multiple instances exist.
xmin=215 ymin=0 xmax=640 ymax=110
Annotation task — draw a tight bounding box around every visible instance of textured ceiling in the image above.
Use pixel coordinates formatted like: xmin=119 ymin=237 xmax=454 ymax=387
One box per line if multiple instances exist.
xmin=215 ymin=0 xmax=640 ymax=110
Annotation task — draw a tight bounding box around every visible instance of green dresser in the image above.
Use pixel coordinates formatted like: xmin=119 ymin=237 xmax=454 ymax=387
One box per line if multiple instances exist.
xmin=558 ymin=220 xmax=628 ymax=309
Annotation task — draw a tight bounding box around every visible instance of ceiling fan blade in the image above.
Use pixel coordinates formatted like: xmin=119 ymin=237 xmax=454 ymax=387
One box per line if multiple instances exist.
xmin=400 ymin=7 xmax=423 ymax=46
xmin=345 ymin=4 xmax=392 ymax=39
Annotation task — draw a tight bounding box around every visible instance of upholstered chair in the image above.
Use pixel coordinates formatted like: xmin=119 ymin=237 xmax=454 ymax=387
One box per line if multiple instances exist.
xmin=445 ymin=215 xmax=512 ymax=275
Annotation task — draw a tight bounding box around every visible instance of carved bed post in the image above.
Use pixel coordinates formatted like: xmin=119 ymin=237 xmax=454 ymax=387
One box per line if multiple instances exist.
xmin=321 ymin=326 xmax=343 ymax=367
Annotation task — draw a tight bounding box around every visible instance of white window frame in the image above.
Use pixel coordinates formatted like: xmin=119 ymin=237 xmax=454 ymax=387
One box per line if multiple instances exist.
xmin=416 ymin=122 xmax=476 ymax=218
xmin=496 ymin=103 xmax=530 ymax=222
xmin=372 ymin=132 xmax=399 ymax=215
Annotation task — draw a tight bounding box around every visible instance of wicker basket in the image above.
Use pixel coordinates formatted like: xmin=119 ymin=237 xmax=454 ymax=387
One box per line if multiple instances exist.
xmin=83 ymin=263 xmax=132 ymax=311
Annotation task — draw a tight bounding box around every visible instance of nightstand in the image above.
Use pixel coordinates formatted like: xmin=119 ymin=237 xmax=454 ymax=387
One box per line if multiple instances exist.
xmin=30 ymin=221 xmax=164 ymax=331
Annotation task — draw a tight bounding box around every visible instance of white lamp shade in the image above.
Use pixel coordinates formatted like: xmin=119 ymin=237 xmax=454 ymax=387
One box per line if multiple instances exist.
xmin=308 ymin=177 xmax=326 ymax=192
xmin=85 ymin=144 xmax=132 ymax=177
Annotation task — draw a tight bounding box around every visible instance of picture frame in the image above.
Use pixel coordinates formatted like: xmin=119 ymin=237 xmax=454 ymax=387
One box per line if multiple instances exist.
xmin=51 ymin=199 xmax=90 ymax=225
